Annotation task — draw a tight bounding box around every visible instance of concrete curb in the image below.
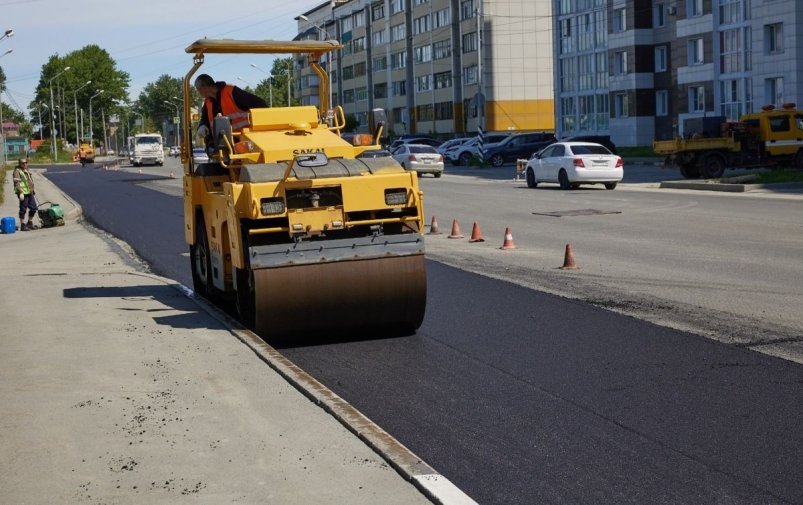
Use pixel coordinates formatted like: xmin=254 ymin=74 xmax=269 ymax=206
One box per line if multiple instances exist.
xmin=160 ymin=280 xmax=479 ymax=505
xmin=660 ymin=179 xmax=803 ymax=193
xmin=31 ymin=166 xmax=84 ymax=222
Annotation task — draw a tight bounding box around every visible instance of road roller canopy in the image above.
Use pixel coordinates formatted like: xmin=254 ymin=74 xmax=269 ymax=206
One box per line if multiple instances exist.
xmin=185 ymin=39 xmax=342 ymax=56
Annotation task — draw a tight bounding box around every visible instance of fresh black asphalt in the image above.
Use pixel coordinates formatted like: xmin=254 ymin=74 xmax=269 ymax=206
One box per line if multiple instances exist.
xmin=44 ymin=163 xmax=803 ymax=505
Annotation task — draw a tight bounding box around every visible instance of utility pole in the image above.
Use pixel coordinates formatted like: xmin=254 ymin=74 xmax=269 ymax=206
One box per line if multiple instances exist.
xmin=49 ymin=66 xmax=71 ymax=160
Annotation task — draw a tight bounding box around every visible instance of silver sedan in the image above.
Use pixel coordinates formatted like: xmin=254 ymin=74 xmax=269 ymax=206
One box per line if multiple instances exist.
xmin=391 ymin=144 xmax=444 ymax=177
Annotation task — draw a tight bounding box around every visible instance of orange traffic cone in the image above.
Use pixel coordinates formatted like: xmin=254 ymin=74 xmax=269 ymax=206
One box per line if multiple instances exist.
xmin=428 ymin=215 xmax=442 ymax=235
xmin=469 ymin=222 xmax=485 ymax=242
xmin=448 ymin=219 xmax=464 ymax=239
xmin=559 ymin=243 xmax=580 ymax=270
xmin=500 ymin=227 xmax=516 ymax=250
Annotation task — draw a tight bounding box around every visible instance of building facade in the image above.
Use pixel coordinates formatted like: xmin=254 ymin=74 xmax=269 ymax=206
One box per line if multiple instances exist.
xmin=554 ymin=0 xmax=803 ymax=147
xmin=295 ymin=0 xmax=554 ymax=137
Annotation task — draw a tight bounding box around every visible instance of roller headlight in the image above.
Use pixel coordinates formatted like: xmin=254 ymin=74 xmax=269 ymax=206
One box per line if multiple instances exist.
xmin=384 ymin=188 xmax=408 ymax=206
xmin=260 ymin=198 xmax=286 ymax=215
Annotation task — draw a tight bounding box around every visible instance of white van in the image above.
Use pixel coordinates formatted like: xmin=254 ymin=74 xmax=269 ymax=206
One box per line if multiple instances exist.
xmin=131 ymin=133 xmax=165 ymax=167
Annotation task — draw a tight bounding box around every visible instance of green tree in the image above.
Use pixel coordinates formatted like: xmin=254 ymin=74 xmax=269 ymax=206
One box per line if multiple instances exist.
xmin=30 ymin=46 xmax=130 ymax=145
xmin=268 ymin=57 xmax=297 ymax=107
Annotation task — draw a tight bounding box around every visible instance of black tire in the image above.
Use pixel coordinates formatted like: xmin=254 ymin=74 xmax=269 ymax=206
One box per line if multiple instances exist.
xmin=490 ymin=154 xmax=504 ymax=167
xmin=794 ymin=150 xmax=803 ymax=170
xmin=699 ymin=153 xmax=726 ymax=178
xmin=526 ymin=167 xmax=538 ymax=188
xmin=604 ymin=182 xmax=617 ymax=190
xmin=434 ymin=172 xmax=442 ymax=178
xmin=190 ymin=213 xmax=212 ymax=298
xmin=559 ymin=170 xmax=572 ymax=190
xmin=679 ymin=163 xmax=701 ymax=179
xmin=458 ymin=152 xmax=472 ymax=166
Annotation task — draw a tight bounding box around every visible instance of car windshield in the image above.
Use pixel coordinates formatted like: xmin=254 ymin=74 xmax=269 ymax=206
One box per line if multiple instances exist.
xmin=570 ymin=145 xmax=611 ymax=155
xmin=136 ymin=137 xmax=161 ymax=145
xmin=408 ymin=145 xmax=438 ymax=154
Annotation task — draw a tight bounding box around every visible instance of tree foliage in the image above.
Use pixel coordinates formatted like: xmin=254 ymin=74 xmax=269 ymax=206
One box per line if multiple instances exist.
xmin=135 ymin=74 xmax=183 ymax=129
xmin=30 ymin=45 xmax=129 ymax=144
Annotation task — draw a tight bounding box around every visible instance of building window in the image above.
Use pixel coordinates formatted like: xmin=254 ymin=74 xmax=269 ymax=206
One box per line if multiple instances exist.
xmin=416 ymin=74 xmax=433 ymax=92
xmin=435 ymin=101 xmax=453 ymax=120
xmin=342 ymin=65 xmax=354 ymax=80
xmin=595 ymin=52 xmax=608 ymax=88
xmin=343 ymin=89 xmax=355 ymax=103
xmin=720 ymin=28 xmax=742 ymax=73
xmin=765 ymin=23 xmax=783 ymax=54
xmin=577 ymin=13 xmax=594 ymax=52
xmin=688 ymin=0 xmax=703 ymax=17
xmin=391 ymin=51 xmax=406 ymax=69
xmin=342 ymin=40 xmax=353 ymax=56
xmin=354 ymin=62 xmax=366 ymax=77
xmin=417 ymin=104 xmax=433 ymax=122
xmin=353 ymin=37 xmax=365 ymax=53
xmin=392 ymin=80 xmax=406 ymax=96
xmin=434 ymin=71 xmax=452 ymax=89
xmin=373 ymin=29 xmax=386 ymax=47
xmin=578 ymin=54 xmax=593 ymax=90
xmin=374 ymin=82 xmax=388 ymax=99
xmin=373 ymin=56 xmax=387 ymax=72
xmin=560 ymin=57 xmax=576 ymax=92
xmin=614 ymin=51 xmax=627 ymax=75
xmin=414 ymin=45 xmax=432 ymax=63
xmin=654 ymin=3 xmax=665 ymax=27
xmin=464 ymin=65 xmax=478 ymax=85
xmin=596 ymin=94 xmax=609 ymax=130
xmin=372 ymin=3 xmax=385 ymax=21
xmin=656 ymin=90 xmax=668 ymax=116
xmin=613 ymin=8 xmax=626 ymax=32
xmin=689 ymin=85 xmax=705 ymax=112
xmin=353 ymin=10 xmax=365 ymax=27
xmin=391 ymin=24 xmax=406 ymax=42
xmin=460 ymin=0 xmax=475 ymax=21
xmin=614 ymin=93 xmax=628 ymax=117
xmin=765 ymin=77 xmax=784 ymax=106
xmin=414 ymin=14 xmax=430 ymax=35
xmin=433 ymin=8 xmax=451 ymax=28
xmin=688 ymin=38 xmax=704 ymax=65
xmin=462 ymin=32 xmax=477 ymax=53
xmin=390 ymin=0 xmax=404 ymax=15
xmin=341 ymin=16 xmax=353 ymax=33
xmin=655 ymin=46 xmax=667 ymax=72
xmin=414 ymin=0 xmax=430 ymax=5
xmin=561 ymin=97 xmax=575 ymax=131
xmin=559 ymin=18 xmax=573 ymax=55
xmin=355 ymin=86 xmax=367 ymax=102
xmin=433 ymin=39 xmax=451 ymax=59
xmin=719 ymin=0 xmax=743 ymax=25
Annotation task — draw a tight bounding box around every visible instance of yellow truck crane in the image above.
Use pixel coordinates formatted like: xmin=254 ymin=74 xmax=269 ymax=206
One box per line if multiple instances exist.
xmin=181 ymin=39 xmax=426 ymax=340
xmin=653 ymin=103 xmax=803 ymax=179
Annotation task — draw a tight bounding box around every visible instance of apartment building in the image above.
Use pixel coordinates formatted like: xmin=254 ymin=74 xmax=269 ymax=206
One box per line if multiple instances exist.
xmin=555 ymin=0 xmax=803 ymax=147
xmin=295 ymin=0 xmax=554 ymax=137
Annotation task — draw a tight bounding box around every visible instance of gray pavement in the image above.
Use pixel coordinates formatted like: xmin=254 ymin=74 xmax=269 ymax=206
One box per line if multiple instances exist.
xmin=0 ymin=164 xmax=475 ymax=505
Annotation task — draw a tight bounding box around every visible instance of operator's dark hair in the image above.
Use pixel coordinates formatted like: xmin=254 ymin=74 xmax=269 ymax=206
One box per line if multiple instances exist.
xmin=194 ymin=74 xmax=215 ymax=87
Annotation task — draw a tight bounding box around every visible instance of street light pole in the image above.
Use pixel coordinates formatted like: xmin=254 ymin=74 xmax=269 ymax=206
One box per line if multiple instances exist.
xmin=164 ymin=100 xmax=180 ymax=146
xmin=72 ymin=80 xmax=91 ymax=146
xmin=88 ymin=89 xmax=104 ymax=148
xmin=49 ymin=66 xmax=71 ymax=159
xmin=250 ymin=63 xmax=273 ymax=107
xmin=38 ymin=103 xmax=49 ymax=141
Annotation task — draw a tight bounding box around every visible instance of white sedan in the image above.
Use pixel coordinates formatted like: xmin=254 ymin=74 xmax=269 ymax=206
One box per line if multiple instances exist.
xmin=391 ymin=144 xmax=444 ymax=177
xmin=525 ymin=142 xmax=623 ymax=190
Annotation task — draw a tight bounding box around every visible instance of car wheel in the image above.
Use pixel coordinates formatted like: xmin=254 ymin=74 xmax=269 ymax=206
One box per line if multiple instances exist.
xmin=679 ymin=163 xmax=701 ymax=179
xmin=434 ymin=172 xmax=442 ymax=178
xmin=490 ymin=154 xmax=504 ymax=167
xmin=604 ymin=182 xmax=617 ymax=190
xmin=559 ymin=170 xmax=572 ymax=190
xmin=526 ymin=167 xmax=538 ymax=188
xmin=458 ymin=152 xmax=472 ymax=166
xmin=699 ymin=153 xmax=726 ymax=178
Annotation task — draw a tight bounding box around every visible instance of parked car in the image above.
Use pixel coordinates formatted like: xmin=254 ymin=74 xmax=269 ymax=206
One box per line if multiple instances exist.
xmin=436 ymin=137 xmax=470 ymax=156
xmin=169 ymin=146 xmax=180 ymax=157
xmin=388 ymin=137 xmax=443 ymax=151
xmin=561 ymin=135 xmax=617 ymax=154
xmin=390 ymin=144 xmax=444 ymax=177
xmin=357 ymin=149 xmax=392 ymax=158
xmin=447 ymin=133 xmax=511 ymax=166
xmin=525 ymin=142 xmax=623 ymax=190
xmin=483 ymin=132 xmax=556 ymax=167
xmin=192 ymin=147 xmax=209 ymax=164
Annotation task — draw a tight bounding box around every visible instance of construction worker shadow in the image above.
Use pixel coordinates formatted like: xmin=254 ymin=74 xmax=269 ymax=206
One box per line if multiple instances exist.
xmin=63 ymin=284 xmax=226 ymax=331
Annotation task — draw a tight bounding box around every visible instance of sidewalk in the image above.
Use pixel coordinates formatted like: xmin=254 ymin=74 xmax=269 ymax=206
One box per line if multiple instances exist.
xmin=0 ymin=166 xmax=474 ymax=505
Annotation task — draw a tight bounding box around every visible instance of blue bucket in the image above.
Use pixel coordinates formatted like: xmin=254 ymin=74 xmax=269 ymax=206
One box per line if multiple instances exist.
xmin=1 ymin=216 xmax=16 ymax=234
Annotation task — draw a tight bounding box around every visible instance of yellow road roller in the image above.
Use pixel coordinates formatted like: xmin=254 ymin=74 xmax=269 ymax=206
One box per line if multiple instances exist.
xmin=181 ymin=39 xmax=426 ymax=339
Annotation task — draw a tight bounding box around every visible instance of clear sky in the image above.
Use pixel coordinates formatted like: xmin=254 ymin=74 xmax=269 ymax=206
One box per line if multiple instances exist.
xmin=0 ymin=0 xmax=328 ymax=116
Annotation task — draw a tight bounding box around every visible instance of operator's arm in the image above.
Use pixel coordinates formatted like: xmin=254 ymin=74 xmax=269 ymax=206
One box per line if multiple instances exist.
xmin=232 ymin=87 xmax=268 ymax=110
xmin=12 ymin=168 xmax=21 ymax=193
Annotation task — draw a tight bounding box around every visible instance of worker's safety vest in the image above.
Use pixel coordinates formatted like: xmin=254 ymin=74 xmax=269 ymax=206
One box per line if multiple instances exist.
xmin=15 ymin=169 xmax=33 ymax=195
xmin=205 ymin=85 xmax=251 ymax=132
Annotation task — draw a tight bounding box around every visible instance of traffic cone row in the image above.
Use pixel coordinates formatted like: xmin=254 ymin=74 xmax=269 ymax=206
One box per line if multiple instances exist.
xmin=427 ymin=215 xmax=580 ymax=269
